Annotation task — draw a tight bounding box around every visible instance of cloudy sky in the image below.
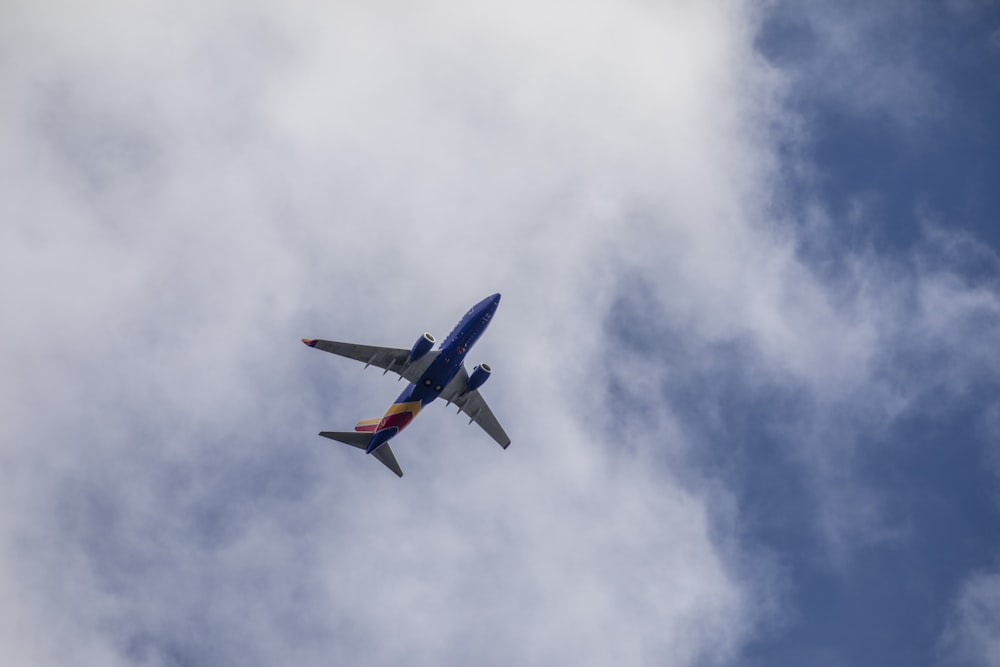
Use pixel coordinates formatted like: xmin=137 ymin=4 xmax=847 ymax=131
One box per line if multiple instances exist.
xmin=2 ymin=0 xmax=999 ymax=665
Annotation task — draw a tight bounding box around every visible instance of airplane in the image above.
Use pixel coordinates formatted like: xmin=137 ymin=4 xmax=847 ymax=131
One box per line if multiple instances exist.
xmin=302 ymin=292 xmax=510 ymax=477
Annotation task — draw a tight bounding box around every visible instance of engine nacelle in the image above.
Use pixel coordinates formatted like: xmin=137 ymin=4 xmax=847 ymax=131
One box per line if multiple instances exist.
xmin=467 ymin=363 xmax=492 ymax=391
xmin=409 ymin=332 xmax=436 ymax=361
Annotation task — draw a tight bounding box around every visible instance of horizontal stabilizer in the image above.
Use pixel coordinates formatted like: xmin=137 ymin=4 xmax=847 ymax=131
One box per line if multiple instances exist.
xmin=318 ymin=431 xmax=404 ymax=477
xmin=371 ymin=443 xmax=403 ymax=478
xmin=319 ymin=431 xmax=371 ymax=449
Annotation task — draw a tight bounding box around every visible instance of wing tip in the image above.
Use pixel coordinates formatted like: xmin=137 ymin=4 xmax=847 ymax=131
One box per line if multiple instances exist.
xmin=302 ymin=338 xmax=317 ymax=347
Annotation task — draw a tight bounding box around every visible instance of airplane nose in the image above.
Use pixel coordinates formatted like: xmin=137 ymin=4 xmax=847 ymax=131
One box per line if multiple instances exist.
xmin=491 ymin=293 xmax=501 ymax=305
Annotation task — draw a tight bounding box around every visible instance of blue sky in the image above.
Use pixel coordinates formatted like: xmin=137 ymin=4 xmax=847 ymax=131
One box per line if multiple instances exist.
xmin=752 ymin=4 xmax=1000 ymax=664
xmin=2 ymin=1 xmax=999 ymax=666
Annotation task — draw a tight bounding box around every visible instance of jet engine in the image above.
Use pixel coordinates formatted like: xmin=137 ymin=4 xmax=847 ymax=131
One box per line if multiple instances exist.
xmin=467 ymin=363 xmax=492 ymax=391
xmin=409 ymin=332 xmax=436 ymax=360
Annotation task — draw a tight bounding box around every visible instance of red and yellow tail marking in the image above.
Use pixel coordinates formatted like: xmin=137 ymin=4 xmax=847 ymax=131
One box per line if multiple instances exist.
xmin=354 ymin=418 xmax=380 ymax=433
xmin=376 ymin=401 xmax=422 ymax=433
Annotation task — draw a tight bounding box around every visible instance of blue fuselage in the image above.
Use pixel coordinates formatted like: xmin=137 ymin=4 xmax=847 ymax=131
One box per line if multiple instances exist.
xmin=365 ymin=293 xmax=500 ymax=453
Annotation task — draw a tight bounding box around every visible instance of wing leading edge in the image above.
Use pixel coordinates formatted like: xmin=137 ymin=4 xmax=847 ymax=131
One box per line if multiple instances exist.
xmin=302 ymin=339 xmax=438 ymax=384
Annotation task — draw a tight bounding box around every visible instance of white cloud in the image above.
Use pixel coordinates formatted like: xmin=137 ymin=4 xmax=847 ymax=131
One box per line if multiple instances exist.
xmin=1 ymin=0 xmax=781 ymax=665
xmin=939 ymin=569 xmax=1000 ymax=667
xmin=3 ymin=0 xmax=999 ymax=664
xmin=761 ymin=0 xmax=945 ymax=127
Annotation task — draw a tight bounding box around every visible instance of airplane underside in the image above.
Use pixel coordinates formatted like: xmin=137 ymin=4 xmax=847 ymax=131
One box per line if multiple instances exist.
xmin=304 ymin=293 xmax=509 ymax=479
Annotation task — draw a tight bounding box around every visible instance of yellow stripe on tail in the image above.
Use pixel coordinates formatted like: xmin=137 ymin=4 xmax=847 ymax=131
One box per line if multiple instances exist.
xmin=354 ymin=418 xmax=380 ymax=433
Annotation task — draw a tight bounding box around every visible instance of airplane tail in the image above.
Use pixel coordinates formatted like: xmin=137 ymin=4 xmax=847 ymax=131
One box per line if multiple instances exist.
xmin=370 ymin=444 xmax=403 ymax=478
xmin=354 ymin=418 xmax=380 ymax=433
xmin=318 ymin=431 xmax=404 ymax=478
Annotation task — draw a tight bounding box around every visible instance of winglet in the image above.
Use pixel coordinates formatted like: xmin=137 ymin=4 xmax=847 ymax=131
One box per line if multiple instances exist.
xmin=302 ymin=338 xmax=317 ymax=347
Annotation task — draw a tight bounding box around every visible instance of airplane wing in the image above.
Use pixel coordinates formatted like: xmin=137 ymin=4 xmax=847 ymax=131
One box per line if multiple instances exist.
xmin=302 ymin=339 xmax=438 ymax=384
xmin=440 ymin=367 xmax=511 ymax=449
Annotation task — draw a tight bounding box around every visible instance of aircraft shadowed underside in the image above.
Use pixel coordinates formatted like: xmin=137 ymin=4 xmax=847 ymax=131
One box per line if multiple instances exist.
xmin=303 ymin=293 xmax=510 ymax=477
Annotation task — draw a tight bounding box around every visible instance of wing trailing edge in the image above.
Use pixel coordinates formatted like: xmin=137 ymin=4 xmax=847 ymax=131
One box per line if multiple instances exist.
xmin=301 ymin=338 xmax=439 ymax=384
xmin=439 ymin=367 xmax=511 ymax=449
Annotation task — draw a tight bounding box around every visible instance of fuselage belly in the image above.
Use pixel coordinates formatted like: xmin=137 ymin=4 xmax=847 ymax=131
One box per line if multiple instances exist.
xmin=363 ymin=293 xmax=499 ymax=454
